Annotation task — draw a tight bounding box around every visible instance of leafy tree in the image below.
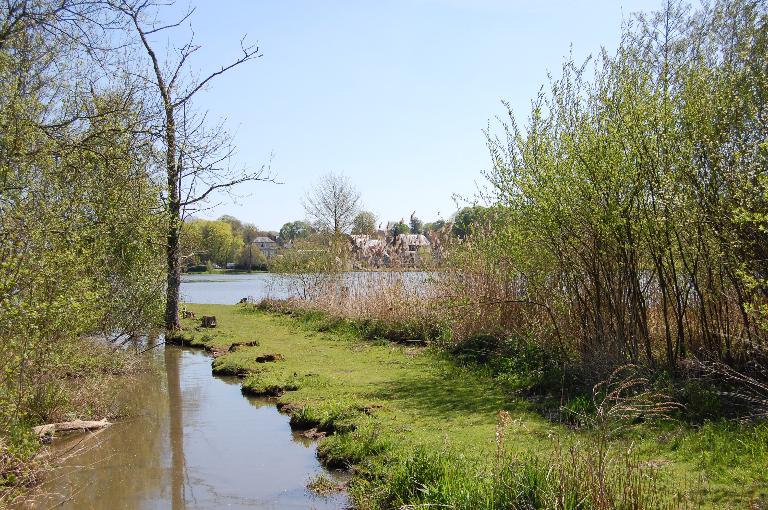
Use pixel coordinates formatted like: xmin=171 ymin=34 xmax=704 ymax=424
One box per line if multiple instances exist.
xmin=279 ymin=220 xmax=313 ymax=243
xmin=452 ymin=206 xmax=487 ymax=239
xmin=0 ymin=11 xmax=166 ymax=452
xmin=409 ymin=212 xmax=423 ymax=235
xmin=391 ymin=221 xmax=410 ymax=237
xmin=352 ymin=211 xmax=377 ymax=235
xmin=424 ymin=219 xmax=447 ymax=233
xmin=303 ymin=172 xmax=360 ymax=236
xmin=468 ymin=0 xmax=768 ymax=380
xmin=219 ymin=215 xmax=244 ymax=236
xmin=240 ymin=223 xmax=261 ymax=252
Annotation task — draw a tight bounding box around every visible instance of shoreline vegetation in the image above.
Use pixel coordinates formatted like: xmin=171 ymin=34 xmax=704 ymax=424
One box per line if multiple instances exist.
xmin=0 ymin=339 xmax=152 ymax=505
xmin=176 ymin=303 xmax=766 ymax=509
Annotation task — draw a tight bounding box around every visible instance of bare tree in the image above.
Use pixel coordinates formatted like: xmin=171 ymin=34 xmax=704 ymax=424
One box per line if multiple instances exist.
xmin=303 ymin=172 xmax=360 ymax=236
xmin=109 ymin=0 xmax=271 ymax=331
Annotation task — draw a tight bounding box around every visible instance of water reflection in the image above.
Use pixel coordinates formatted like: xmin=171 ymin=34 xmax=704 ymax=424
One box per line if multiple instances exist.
xmin=166 ymin=347 xmax=186 ymax=510
xmin=19 ymin=347 xmax=347 ymax=509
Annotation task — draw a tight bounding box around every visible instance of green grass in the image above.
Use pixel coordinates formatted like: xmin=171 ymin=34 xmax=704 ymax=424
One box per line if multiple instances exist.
xmin=181 ymin=304 xmax=766 ymax=509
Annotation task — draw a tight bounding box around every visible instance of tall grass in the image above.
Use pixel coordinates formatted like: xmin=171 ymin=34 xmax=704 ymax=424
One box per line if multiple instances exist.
xmin=348 ymin=434 xmax=694 ymax=510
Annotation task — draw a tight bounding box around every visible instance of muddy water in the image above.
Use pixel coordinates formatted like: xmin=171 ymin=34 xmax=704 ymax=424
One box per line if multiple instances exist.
xmin=26 ymin=347 xmax=347 ymax=509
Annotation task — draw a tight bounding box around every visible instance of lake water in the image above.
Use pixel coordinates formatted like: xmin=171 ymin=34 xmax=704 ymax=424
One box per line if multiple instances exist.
xmin=181 ymin=271 xmax=435 ymax=305
xmin=181 ymin=273 xmax=294 ymax=304
xmin=20 ymin=346 xmax=348 ymax=509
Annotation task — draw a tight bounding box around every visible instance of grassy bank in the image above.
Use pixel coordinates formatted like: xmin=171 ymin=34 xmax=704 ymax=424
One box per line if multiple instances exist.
xmin=0 ymin=338 xmax=151 ymax=506
xmin=181 ymin=304 xmax=767 ymax=509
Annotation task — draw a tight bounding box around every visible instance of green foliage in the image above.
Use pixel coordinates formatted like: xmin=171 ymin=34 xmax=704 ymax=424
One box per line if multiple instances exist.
xmin=182 ymin=219 xmax=243 ymax=267
xmin=424 ymin=219 xmax=446 ymax=233
xmin=352 ymin=211 xmax=377 ymax=235
xmin=0 ymin=6 xmax=165 ymax=496
xmin=409 ymin=213 xmax=423 ymax=235
xmin=279 ymin=220 xmax=313 ymax=243
xmin=390 ymin=221 xmax=409 ymax=237
xmin=466 ymin=0 xmax=768 ymax=385
xmin=451 ymin=206 xmax=487 ymax=239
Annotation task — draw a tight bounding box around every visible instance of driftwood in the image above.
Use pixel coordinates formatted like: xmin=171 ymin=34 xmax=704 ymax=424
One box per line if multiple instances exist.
xmin=33 ymin=419 xmax=111 ymax=437
xmin=201 ymin=315 xmax=217 ymax=328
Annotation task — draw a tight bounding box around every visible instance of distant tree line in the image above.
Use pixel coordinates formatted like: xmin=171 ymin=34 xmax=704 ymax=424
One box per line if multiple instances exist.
xmin=181 ymin=216 xmax=274 ymax=271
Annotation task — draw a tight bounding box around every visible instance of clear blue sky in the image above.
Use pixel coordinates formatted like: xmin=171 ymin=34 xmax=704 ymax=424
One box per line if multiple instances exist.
xmin=169 ymin=0 xmax=661 ymax=231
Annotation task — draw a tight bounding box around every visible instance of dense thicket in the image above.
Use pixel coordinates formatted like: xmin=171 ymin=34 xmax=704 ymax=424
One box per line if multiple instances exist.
xmin=458 ymin=0 xmax=767 ymax=386
xmin=0 ymin=1 xmax=165 ymax=455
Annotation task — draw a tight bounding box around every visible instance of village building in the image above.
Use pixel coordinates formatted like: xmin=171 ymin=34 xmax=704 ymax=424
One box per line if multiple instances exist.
xmin=397 ymin=234 xmax=431 ymax=252
xmin=252 ymin=236 xmax=278 ymax=258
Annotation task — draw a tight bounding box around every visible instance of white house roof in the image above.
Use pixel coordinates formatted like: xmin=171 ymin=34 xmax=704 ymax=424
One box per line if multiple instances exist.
xmin=399 ymin=234 xmax=431 ymax=246
xmin=253 ymin=236 xmax=276 ymax=244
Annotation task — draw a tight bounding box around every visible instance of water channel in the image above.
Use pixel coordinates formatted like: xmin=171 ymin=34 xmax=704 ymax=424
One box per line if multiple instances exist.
xmin=24 ymin=336 xmax=348 ymax=508
xmin=24 ymin=273 xmax=430 ymax=508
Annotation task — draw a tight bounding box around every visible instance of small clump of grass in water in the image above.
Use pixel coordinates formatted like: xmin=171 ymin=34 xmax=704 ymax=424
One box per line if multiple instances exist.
xmin=241 ymin=370 xmax=301 ymax=397
xmin=307 ymin=473 xmax=345 ymax=497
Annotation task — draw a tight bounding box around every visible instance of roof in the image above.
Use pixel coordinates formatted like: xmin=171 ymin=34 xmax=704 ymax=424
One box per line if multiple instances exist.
xmin=399 ymin=234 xmax=431 ymax=246
xmin=253 ymin=237 xmax=276 ymax=244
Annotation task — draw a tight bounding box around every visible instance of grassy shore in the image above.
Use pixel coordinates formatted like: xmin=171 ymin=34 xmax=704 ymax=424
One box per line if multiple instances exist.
xmin=181 ymin=304 xmax=767 ymax=509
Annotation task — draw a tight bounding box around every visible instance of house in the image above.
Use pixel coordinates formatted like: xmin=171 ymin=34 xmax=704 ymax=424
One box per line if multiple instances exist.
xmin=252 ymin=236 xmax=278 ymax=258
xmin=397 ymin=234 xmax=431 ymax=252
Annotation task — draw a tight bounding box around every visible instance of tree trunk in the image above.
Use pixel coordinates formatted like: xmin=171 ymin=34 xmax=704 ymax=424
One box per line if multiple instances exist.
xmin=164 ymin=106 xmax=181 ymax=332
xmin=165 ymin=212 xmax=181 ymax=331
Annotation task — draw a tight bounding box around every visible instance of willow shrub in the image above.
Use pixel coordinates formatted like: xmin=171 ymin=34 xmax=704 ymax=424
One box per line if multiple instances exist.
xmin=452 ymin=0 xmax=767 ymax=392
xmin=0 ymin=7 xmax=166 ymax=490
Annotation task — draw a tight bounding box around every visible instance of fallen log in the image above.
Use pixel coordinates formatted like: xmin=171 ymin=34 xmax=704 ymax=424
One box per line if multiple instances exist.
xmin=33 ymin=419 xmax=112 ymax=437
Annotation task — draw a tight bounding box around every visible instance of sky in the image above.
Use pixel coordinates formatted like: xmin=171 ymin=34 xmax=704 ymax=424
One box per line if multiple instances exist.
xmin=160 ymin=0 xmax=662 ymax=232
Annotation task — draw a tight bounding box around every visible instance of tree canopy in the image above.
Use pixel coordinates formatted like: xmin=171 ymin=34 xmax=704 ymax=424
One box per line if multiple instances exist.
xmin=352 ymin=211 xmax=377 ymax=235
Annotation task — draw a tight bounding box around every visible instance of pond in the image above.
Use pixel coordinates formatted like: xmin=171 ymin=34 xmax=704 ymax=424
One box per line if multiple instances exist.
xmin=21 ymin=346 xmax=348 ymax=509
